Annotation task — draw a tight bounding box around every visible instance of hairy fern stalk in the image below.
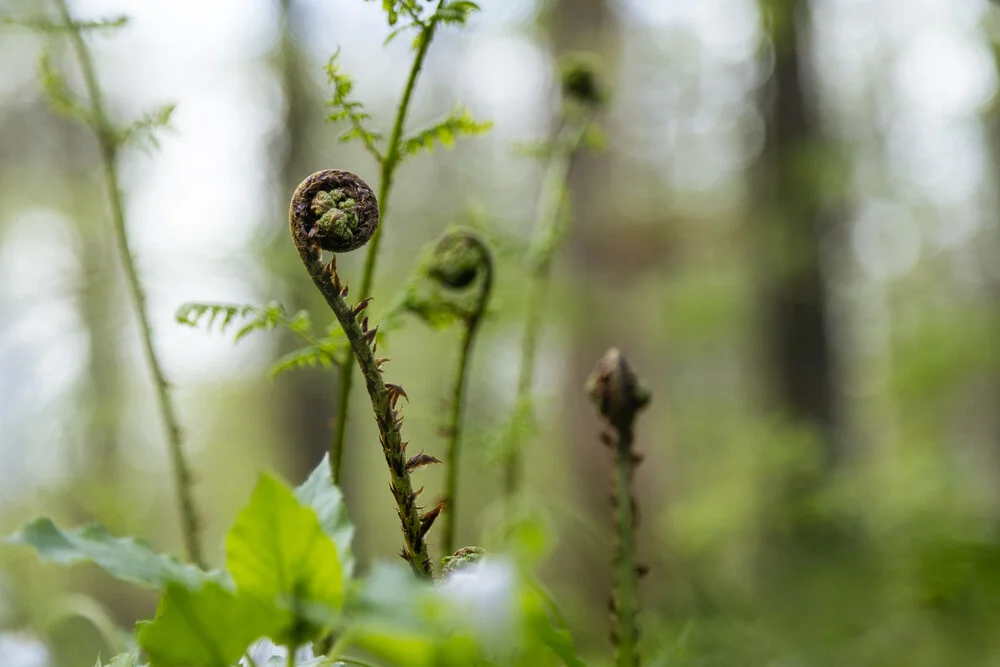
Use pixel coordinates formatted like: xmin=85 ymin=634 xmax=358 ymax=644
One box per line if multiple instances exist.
xmin=289 ymin=169 xmax=443 ymax=577
xmin=403 ymin=228 xmax=494 ymax=557
xmin=587 ymin=348 xmax=650 ymax=667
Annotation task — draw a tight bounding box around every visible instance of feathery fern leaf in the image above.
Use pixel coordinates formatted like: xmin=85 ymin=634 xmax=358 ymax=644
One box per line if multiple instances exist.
xmin=38 ymin=47 xmax=90 ymax=123
xmin=269 ymin=340 xmax=346 ymax=377
xmin=2 ymin=14 xmax=127 ymax=32
xmin=175 ymin=302 xmax=314 ymax=344
xmin=431 ymin=1 xmax=480 ymax=26
xmin=400 ymin=103 xmax=491 ymax=160
xmin=325 ymin=50 xmax=383 ymax=160
xmin=114 ymin=104 xmax=175 ymax=150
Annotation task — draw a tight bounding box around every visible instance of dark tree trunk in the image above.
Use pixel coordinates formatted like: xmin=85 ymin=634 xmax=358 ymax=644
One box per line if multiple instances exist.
xmin=753 ymin=0 xmax=841 ymax=466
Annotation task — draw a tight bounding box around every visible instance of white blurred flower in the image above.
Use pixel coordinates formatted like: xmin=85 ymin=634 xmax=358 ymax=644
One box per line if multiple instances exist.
xmin=240 ymin=638 xmax=316 ymax=666
xmin=436 ymin=558 xmax=520 ymax=655
xmin=0 ymin=632 xmax=50 ymax=667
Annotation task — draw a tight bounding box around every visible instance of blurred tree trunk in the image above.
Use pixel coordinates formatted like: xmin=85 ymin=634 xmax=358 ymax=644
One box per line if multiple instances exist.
xmin=748 ymin=0 xmax=872 ymax=623
xmin=986 ymin=35 xmax=1000 ymax=492
xmin=753 ymin=0 xmax=841 ymax=467
xmin=272 ymin=0 xmax=337 ymax=479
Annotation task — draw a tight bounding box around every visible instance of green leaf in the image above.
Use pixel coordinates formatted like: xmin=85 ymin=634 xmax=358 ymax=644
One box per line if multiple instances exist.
xmin=96 ymin=649 xmax=146 ymax=667
xmin=269 ymin=339 xmax=347 ymax=377
xmin=399 ymin=104 xmax=492 ymax=160
xmin=524 ymin=585 xmax=586 ymax=667
xmin=325 ymin=49 xmax=382 ymax=160
xmin=113 ymin=104 xmax=176 ymax=151
xmin=3 ymin=14 xmax=127 ymax=32
xmin=176 ymin=302 xmax=316 ymax=345
xmin=293 ymin=454 xmax=355 ymax=577
xmin=3 ymin=518 xmax=224 ymax=590
xmin=38 ymin=46 xmax=90 ymax=123
xmin=349 ymin=564 xmax=473 ymax=667
xmin=431 ymin=1 xmax=481 ymax=26
xmin=226 ymin=474 xmax=345 ymax=644
xmin=138 ymin=581 xmax=270 ymax=667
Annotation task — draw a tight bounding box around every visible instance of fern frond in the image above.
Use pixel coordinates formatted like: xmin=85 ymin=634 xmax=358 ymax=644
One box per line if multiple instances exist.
xmin=38 ymin=46 xmax=90 ymax=123
xmin=2 ymin=14 xmax=127 ymax=32
xmin=269 ymin=339 xmax=347 ymax=377
xmin=175 ymin=301 xmax=314 ymax=344
xmin=325 ymin=50 xmax=383 ymax=161
xmin=399 ymin=103 xmax=491 ymax=160
xmin=370 ymin=0 xmax=424 ymax=27
xmin=113 ymin=104 xmax=175 ymax=150
xmin=431 ymin=1 xmax=480 ymax=27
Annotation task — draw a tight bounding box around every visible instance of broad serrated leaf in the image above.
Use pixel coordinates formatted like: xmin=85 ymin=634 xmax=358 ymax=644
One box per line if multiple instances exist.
xmin=3 ymin=518 xmax=225 ymax=590
xmin=293 ymin=454 xmax=355 ymax=577
xmin=399 ymin=104 xmax=492 ymax=160
xmin=138 ymin=581 xmax=271 ymax=667
xmin=226 ymin=474 xmax=345 ymax=644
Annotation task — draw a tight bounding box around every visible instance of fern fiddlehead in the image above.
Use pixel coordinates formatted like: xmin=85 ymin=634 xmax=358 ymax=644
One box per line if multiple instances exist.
xmin=586 ymin=348 xmax=650 ymax=667
xmin=404 ymin=228 xmax=494 ymax=557
xmin=290 ymin=169 xmax=440 ymax=578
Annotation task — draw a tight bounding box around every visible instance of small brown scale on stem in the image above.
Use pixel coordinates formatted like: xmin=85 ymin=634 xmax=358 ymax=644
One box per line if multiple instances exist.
xmin=290 ymin=169 xmax=443 ymax=577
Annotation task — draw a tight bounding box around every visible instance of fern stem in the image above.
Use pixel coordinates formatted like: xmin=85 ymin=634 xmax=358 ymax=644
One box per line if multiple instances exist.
xmin=586 ymin=349 xmax=649 ymax=667
xmin=291 ymin=170 xmax=436 ymax=578
xmin=612 ymin=424 xmax=637 ymax=667
xmin=504 ymin=118 xmax=590 ymax=498
xmin=330 ymin=9 xmax=442 ymax=485
xmin=53 ymin=0 xmax=204 ymax=568
xmin=441 ymin=323 xmax=475 ymax=556
xmin=436 ymin=232 xmax=492 ymax=557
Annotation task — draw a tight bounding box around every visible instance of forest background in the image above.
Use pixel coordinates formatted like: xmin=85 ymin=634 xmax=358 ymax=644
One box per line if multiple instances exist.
xmin=2 ymin=0 xmax=1000 ymax=665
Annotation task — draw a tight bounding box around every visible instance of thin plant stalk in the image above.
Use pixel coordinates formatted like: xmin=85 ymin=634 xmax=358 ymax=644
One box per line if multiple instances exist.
xmin=612 ymin=425 xmax=637 ymax=667
xmin=53 ymin=0 xmax=204 ymax=568
xmin=586 ymin=348 xmax=650 ymax=667
xmin=290 ymin=169 xmax=440 ymax=577
xmin=330 ymin=10 xmax=441 ymax=485
xmin=426 ymin=231 xmax=493 ymax=557
xmin=504 ymin=119 xmax=591 ymax=497
xmin=441 ymin=322 xmax=477 ymax=556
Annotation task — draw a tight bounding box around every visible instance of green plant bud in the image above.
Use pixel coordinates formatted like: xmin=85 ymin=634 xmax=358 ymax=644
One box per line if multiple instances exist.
xmin=560 ymin=52 xmax=610 ymax=107
xmin=428 ymin=233 xmax=484 ymax=289
xmin=586 ymin=348 xmax=650 ymax=430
